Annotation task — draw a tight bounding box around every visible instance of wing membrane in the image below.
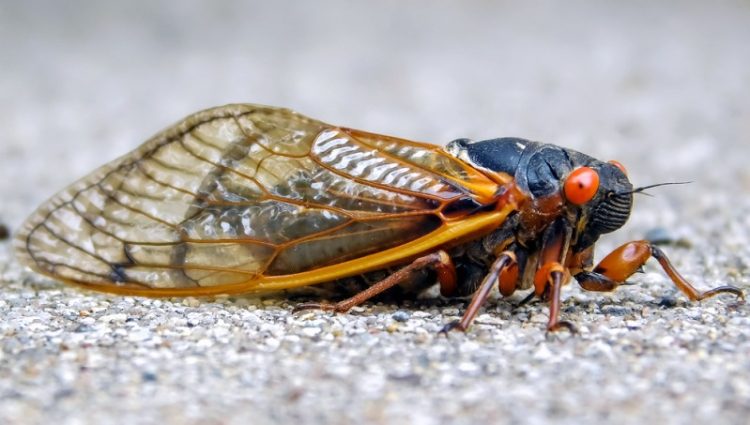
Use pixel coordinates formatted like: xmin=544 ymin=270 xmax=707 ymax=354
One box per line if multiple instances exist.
xmin=15 ymin=104 xmax=504 ymax=294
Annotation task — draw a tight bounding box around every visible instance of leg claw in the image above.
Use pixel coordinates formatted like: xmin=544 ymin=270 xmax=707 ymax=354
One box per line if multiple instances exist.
xmin=700 ymin=285 xmax=745 ymax=301
xmin=546 ymin=320 xmax=577 ymax=334
xmin=438 ymin=320 xmax=466 ymax=334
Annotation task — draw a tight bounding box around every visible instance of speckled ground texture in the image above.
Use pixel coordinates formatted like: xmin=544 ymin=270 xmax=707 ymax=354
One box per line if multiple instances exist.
xmin=2 ymin=2 xmax=750 ymax=424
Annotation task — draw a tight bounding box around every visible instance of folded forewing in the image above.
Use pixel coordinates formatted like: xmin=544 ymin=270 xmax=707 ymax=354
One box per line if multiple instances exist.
xmin=16 ymin=104 xmax=501 ymax=294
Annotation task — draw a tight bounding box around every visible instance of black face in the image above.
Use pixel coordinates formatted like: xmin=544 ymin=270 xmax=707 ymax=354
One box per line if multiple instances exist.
xmin=446 ymin=137 xmax=634 ymax=249
xmin=573 ymin=161 xmax=633 ymax=249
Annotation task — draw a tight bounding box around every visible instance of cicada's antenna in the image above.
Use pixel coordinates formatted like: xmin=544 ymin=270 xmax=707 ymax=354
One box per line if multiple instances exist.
xmin=617 ymin=181 xmax=692 ymax=197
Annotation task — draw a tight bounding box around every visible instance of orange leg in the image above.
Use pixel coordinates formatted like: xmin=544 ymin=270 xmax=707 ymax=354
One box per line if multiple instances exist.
xmin=440 ymin=252 xmax=516 ymax=333
xmin=575 ymin=240 xmax=744 ymax=301
xmin=534 ymin=262 xmax=576 ymax=333
xmin=293 ymin=251 xmax=456 ymax=313
xmin=532 ymin=219 xmax=576 ymax=333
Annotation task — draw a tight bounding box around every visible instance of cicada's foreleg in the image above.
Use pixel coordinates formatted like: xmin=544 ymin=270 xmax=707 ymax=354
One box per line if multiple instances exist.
xmin=440 ymin=252 xmax=517 ymax=333
xmin=575 ymin=240 xmax=744 ymax=301
xmin=293 ymin=251 xmax=456 ymax=314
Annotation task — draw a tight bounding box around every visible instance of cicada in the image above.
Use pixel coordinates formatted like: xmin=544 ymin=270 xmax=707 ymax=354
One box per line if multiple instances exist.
xmin=14 ymin=104 xmax=743 ymax=332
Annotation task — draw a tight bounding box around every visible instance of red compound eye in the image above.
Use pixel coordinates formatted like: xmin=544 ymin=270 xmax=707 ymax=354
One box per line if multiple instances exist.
xmin=564 ymin=166 xmax=600 ymax=205
xmin=608 ymin=160 xmax=628 ymax=176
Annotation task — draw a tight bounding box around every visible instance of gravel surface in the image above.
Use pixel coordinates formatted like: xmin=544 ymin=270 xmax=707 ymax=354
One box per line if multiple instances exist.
xmin=2 ymin=2 xmax=750 ymax=424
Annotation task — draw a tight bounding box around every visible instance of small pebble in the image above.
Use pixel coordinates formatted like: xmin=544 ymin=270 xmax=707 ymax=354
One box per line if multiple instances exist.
xmin=392 ymin=311 xmax=411 ymax=322
xmin=141 ymin=372 xmax=158 ymax=382
xmin=658 ymin=296 xmax=678 ymax=308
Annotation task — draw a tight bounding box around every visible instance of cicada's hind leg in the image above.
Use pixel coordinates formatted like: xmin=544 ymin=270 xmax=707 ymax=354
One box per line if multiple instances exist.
xmin=575 ymin=240 xmax=744 ymax=301
xmin=293 ymin=251 xmax=456 ymax=313
xmin=439 ymin=251 xmax=517 ymax=333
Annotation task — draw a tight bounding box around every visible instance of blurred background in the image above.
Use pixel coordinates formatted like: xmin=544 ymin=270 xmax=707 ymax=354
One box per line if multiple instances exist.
xmin=3 ymin=1 xmax=749 ymax=215
xmin=1 ymin=1 xmax=749 ymax=424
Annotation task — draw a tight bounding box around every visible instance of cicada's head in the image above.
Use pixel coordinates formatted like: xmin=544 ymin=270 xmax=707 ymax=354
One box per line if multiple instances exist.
xmin=509 ymin=143 xmax=634 ymax=250
xmin=560 ymin=159 xmax=633 ymax=250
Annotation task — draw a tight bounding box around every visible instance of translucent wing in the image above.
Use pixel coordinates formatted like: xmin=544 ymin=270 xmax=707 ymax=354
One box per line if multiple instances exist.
xmin=15 ymin=104 xmax=507 ymax=295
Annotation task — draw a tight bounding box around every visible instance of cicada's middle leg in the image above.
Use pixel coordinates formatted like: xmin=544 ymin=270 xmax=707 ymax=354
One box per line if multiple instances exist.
xmin=439 ymin=251 xmax=518 ymax=333
xmin=527 ymin=218 xmax=578 ymax=333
